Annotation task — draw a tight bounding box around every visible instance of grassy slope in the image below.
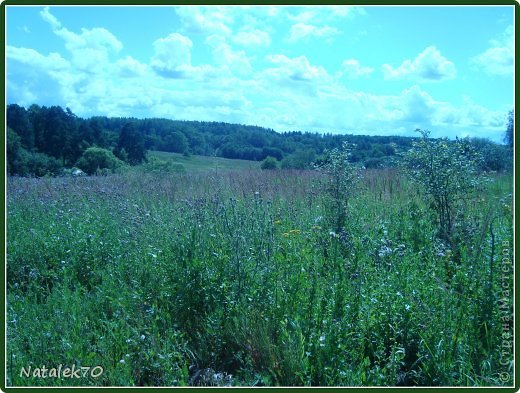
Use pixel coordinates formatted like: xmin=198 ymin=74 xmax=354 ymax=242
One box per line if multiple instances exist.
xmin=148 ymin=151 xmax=261 ymax=172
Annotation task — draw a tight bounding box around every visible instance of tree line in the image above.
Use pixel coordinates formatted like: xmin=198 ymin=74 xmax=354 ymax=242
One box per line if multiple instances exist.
xmin=6 ymin=104 xmax=513 ymax=176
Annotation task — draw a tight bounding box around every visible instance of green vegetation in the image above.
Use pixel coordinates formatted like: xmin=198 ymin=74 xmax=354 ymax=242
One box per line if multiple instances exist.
xmin=6 ymin=104 xmax=514 ymax=387
xmin=76 ymin=147 xmax=124 ymax=175
xmin=7 ymin=160 xmax=513 ymax=386
xmin=403 ymin=129 xmax=483 ymax=241
xmin=146 ymin=151 xmax=260 ymax=173
xmin=260 ymin=156 xmax=278 ymax=170
xmin=7 ymin=104 xmax=513 ymax=177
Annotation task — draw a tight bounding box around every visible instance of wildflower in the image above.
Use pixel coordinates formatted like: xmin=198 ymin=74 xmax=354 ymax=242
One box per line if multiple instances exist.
xmin=119 ymin=359 xmax=125 ymax=364
xmin=282 ymin=229 xmax=300 ymax=236
xmin=378 ymin=245 xmax=393 ymax=257
xmin=140 ymin=334 xmax=146 ymax=340
xmin=274 ymin=220 xmax=282 ymax=225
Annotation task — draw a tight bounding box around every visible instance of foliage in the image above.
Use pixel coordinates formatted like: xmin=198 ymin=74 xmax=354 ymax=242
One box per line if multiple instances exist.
xmin=7 ymin=104 xmax=511 ymax=178
xmin=402 ymin=129 xmax=483 ymax=240
xmin=504 ymin=109 xmax=513 ymax=147
xmin=260 ymin=156 xmax=278 ymax=170
xmin=7 ymin=127 xmax=64 ymax=177
xmin=76 ymin=147 xmax=124 ymax=175
xmin=115 ymin=123 xmax=147 ymax=165
xmin=281 ymin=149 xmax=316 ymax=169
xmin=315 ymin=142 xmax=360 ymax=232
xmin=6 ymin=167 xmax=513 ymax=387
xmin=469 ymin=137 xmax=512 ymax=172
xmin=141 ymin=157 xmax=186 ymax=174
xmin=162 ymin=131 xmax=188 ymax=154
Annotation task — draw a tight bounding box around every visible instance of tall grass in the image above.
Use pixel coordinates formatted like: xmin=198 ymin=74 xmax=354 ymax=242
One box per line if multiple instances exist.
xmin=6 ymin=168 xmax=513 ymax=386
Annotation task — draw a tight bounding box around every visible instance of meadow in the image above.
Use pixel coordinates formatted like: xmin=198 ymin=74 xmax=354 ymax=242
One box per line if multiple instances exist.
xmin=6 ymin=157 xmax=514 ymax=386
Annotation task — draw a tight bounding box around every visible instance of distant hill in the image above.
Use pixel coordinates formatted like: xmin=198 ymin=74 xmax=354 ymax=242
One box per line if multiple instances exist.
xmin=7 ymin=104 xmax=512 ymax=176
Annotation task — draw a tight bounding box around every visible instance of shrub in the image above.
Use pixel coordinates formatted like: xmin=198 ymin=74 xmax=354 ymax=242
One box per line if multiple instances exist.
xmin=281 ymin=149 xmax=315 ymax=170
xmin=402 ymin=129 xmax=483 ymax=240
xmin=76 ymin=147 xmax=124 ymax=175
xmin=261 ymin=156 xmax=278 ymax=170
xmin=315 ymin=142 xmax=360 ymax=232
xmin=142 ymin=157 xmax=186 ymax=174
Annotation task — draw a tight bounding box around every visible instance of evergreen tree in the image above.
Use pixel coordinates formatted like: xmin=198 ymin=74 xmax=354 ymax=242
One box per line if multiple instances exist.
xmin=116 ymin=122 xmax=146 ymax=165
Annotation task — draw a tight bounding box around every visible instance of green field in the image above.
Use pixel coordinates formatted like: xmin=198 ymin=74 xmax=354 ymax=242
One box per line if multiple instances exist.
xmin=6 ymin=165 xmax=513 ymax=386
xmin=144 ymin=151 xmax=261 ymax=172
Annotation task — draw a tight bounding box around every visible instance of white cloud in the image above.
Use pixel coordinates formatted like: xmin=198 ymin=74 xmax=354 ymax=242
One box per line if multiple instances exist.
xmin=7 ymin=45 xmax=69 ymax=71
xmin=288 ymin=23 xmax=339 ymax=42
xmin=175 ymin=6 xmax=232 ymax=36
xmin=6 ymin=45 xmax=79 ymax=107
xmin=472 ymin=25 xmax=513 ymax=77
xmin=206 ymin=35 xmax=252 ymax=75
xmin=40 ymin=6 xmax=61 ymax=29
xmin=233 ymin=29 xmax=271 ymax=47
xmin=341 ymin=59 xmax=373 ymax=78
xmin=288 ymin=9 xmax=316 ymax=23
xmin=264 ymin=54 xmax=329 ymax=83
xmin=150 ymin=33 xmax=193 ymax=78
xmin=40 ymin=7 xmax=122 ymax=72
xmin=116 ymin=56 xmax=148 ymax=77
xmin=288 ymin=6 xmax=364 ymax=24
xmin=8 ymin=7 xmax=507 ymax=143
xmin=285 ymin=6 xmax=365 ymax=43
xmin=382 ymin=46 xmax=456 ymax=82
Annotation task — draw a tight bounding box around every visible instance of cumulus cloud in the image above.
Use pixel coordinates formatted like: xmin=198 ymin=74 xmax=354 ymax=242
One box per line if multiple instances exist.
xmin=7 ymin=6 xmax=508 ymax=143
xmin=116 ymin=56 xmax=148 ymax=77
xmin=206 ymin=35 xmax=252 ymax=75
xmin=265 ymin=54 xmax=329 ymax=83
xmin=288 ymin=23 xmax=339 ymax=42
xmin=6 ymin=46 xmax=72 ymax=106
xmin=472 ymin=25 xmax=513 ymax=77
xmin=285 ymin=6 xmax=365 ymax=43
xmin=150 ymin=33 xmax=193 ymax=78
xmin=382 ymin=46 xmax=456 ymax=82
xmin=341 ymin=59 xmax=373 ymax=78
xmin=288 ymin=6 xmax=364 ymax=24
xmin=233 ymin=28 xmax=271 ymax=47
xmin=175 ymin=6 xmax=232 ymax=36
xmin=7 ymin=45 xmax=69 ymax=71
xmin=40 ymin=7 xmax=122 ymax=72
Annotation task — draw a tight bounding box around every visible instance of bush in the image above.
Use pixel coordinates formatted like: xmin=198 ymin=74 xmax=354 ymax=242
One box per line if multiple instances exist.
xmin=403 ymin=129 xmax=483 ymax=240
xmin=261 ymin=156 xmax=278 ymax=170
xmin=76 ymin=147 xmax=124 ymax=175
xmin=143 ymin=157 xmax=186 ymax=174
xmin=315 ymin=142 xmax=360 ymax=232
xmin=280 ymin=149 xmax=315 ymax=170
xmin=8 ymin=128 xmax=64 ymax=177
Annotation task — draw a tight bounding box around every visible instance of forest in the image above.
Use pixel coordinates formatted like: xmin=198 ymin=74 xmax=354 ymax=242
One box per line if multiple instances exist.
xmin=7 ymin=104 xmax=513 ymax=177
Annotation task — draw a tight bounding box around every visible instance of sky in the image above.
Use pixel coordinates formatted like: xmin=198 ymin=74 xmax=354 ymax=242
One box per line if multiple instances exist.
xmin=6 ymin=5 xmax=515 ymax=142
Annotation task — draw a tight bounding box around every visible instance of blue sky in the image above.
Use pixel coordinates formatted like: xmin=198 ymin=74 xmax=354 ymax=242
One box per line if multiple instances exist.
xmin=6 ymin=5 xmax=514 ymax=142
